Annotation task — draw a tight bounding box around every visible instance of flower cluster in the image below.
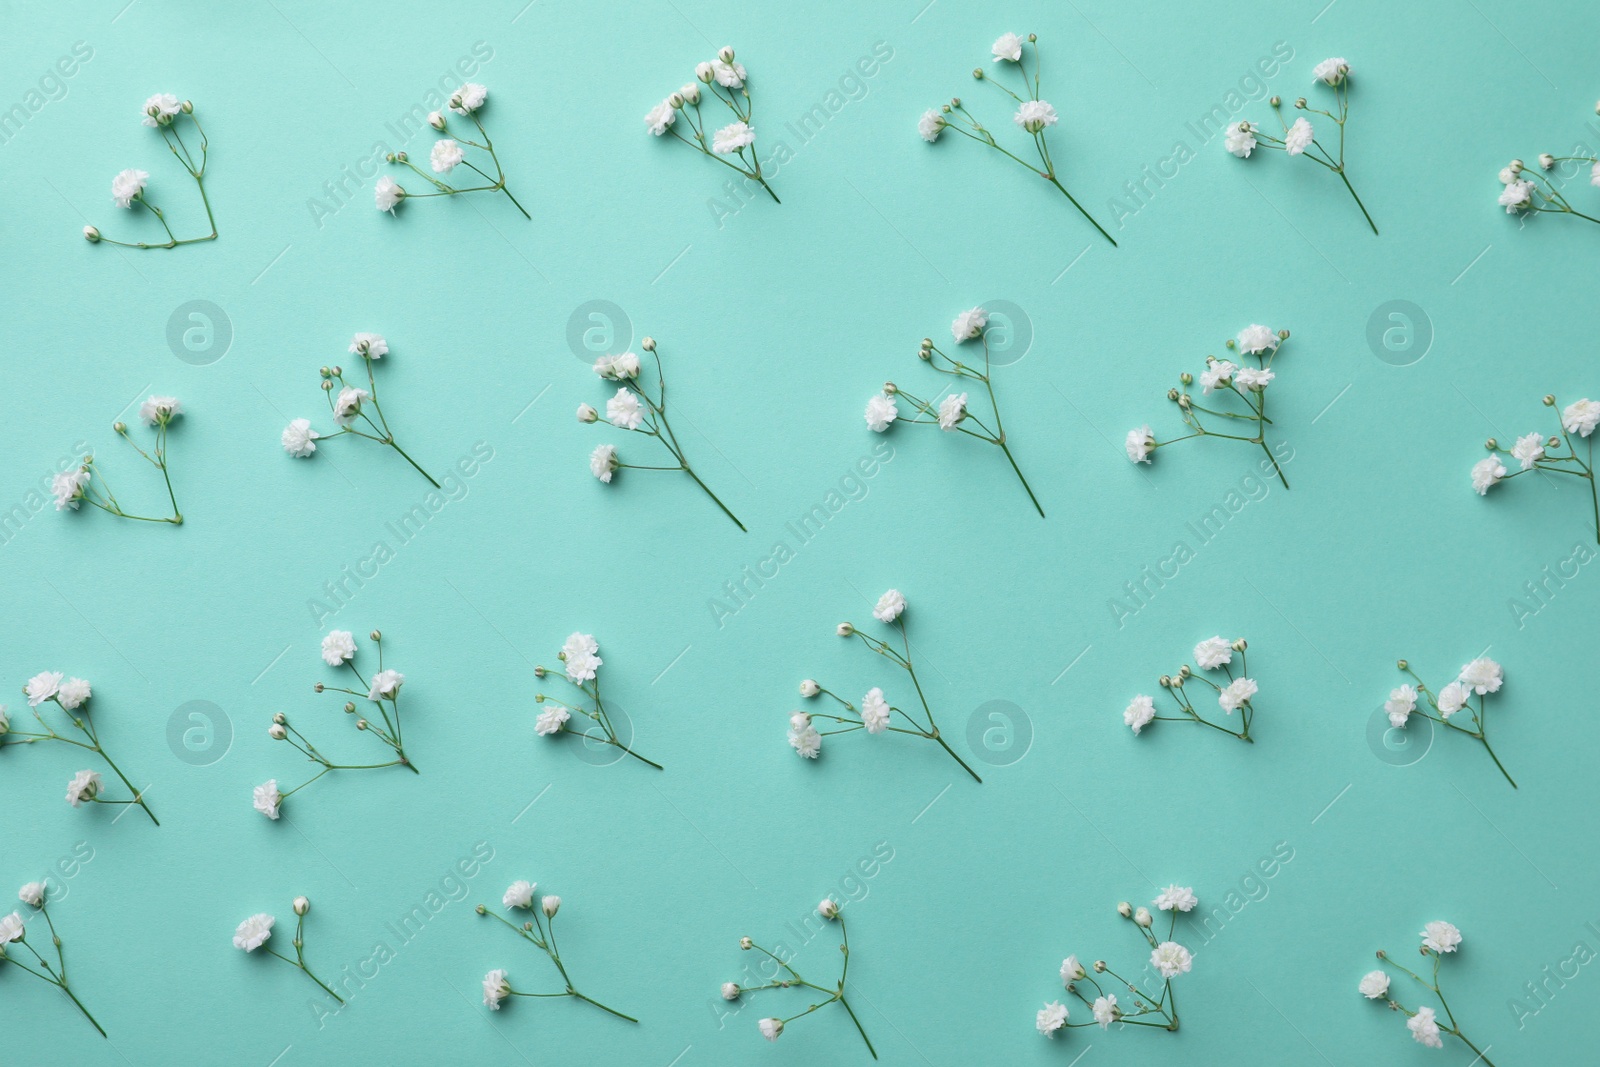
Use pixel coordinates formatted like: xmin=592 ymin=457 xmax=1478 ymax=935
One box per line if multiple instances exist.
xmin=582 ymin=336 xmax=744 ymax=530
xmin=1037 ymin=888 xmax=1197 ymax=1040
xmin=85 ymin=93 xmax=217 ymax=249
xmin=866 ymin=309 xmax=1044 ymax=516
xmin=281 ymin=333 xmax=439 ymax=487
xmin=233 ymin=896 xmax=343 ymax=1005
xmin=53 ymin=396 xmax=185 ymax=524
xmin=1361 ymin=921 xmax=1496 ymax=1064
xmin=477 ymin=881 xmax=636 ymax=1023
xmin=1124 ymin=637 xmax=1260 ymax=743
xmin=1472 ymin=392 xmax=1600 ymax=543
xmin=1126 ymin=324 xmax=1291 ymax=489
xmin=788 ymin=589 xmax=982 ymax=782
xmin=920 ymin=33 xmax=1114 ymax=245
xmin=1496 ymin=116 xmax=1600 ymax=226
xmin=1 ymin=673 xmax=158 ymax=824
xmin=1 ymin=882 xmax=104 ymax=1036
xmin=723 ymin=900 xmax=875 ymax=1058
xmin=1225 ymin=58 xmax=1377 ymax=234
xmin=645 ymin=46 xmax=779 ymax=204
xmin=375 ymin=84 xmax=529 ymax=220
xmin=255 ymin=629 xmax=419 ymax=820
xmin=531 ymin=632 xmax=661 ymax=769
xmin=1385 ymin=655 xmax=1514 ymax=788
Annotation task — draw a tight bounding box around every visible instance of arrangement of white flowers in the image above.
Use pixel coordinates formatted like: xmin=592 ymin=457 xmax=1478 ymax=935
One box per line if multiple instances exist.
xmin=1497 ymin=126 xmax=1600 ymax=225
xmin=1225 ymin=58 xmax=1377 ymax=235
xmin=84 ymin=94 xmax=217 ymax=249
xmin=281 ymin=333 xmax=439 ymax=487
xmin=375 ymin=84 xmax=529 ymax=219
xmin=52 ymin=396 xmax=185 ymax=524
xmin=477 ymin=881 xmax=637 ymax=1023
xmin=255 ymin=629 xmax=418 ymax=820
xmin=1360 ymin=921 xmax=1495 ymax=1064
xmin=865 ymin=309 xmax=1043 ymax=516
xmin=531 ymin=632 xmax=661 ymax=770
xmin=1037 ymin=888 xmax=1198 ymax=1040
xmin=1472 ymin=392 xmax=1600 ymax=544
xmin=1385 ymin=656 xmax=1514 ymax=788
xmin=920 ymin=33 xmax=1114 ymax=246
xmin=1123 ymin=637 xmax=1259 ymax=743
xmin=1125 ymin=325 xmax=1291 ymax=489
xmin=233 ymin=896 xmax=343 ymax=1005
xmin=582 ymin=336 xmax=745 ymax=531
xmin=724 ymin=899 xmax=875 ymax=1058
xmin=2 ymin=673 xmax=158 ymax=825
xmin=645 ymin=46 xmax=779 ymax=204
xmin=789 ymin=589 xmax=982 ymax=782
xmin=2 ymin=885 xmax=104 ymax=1036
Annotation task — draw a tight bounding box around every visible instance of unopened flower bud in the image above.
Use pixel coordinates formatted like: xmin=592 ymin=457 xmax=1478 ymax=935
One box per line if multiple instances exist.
xmin=740 ymin=937 xmax=754 ymax=950
xmin=1510 ymin=158 xmax=1524 ymax=173
xmin=577 ymin=403 xmax=599 ymax=423
xmin=428 ymin=111 xmax=446 ymax=131
xmin=1094 ymin=960 xmax=1107 ymax=973
xmin=818 ymin=899 xmax=839 ymax=919
xmin=356 ymin=719 xmax=368 ymax=730
xmin=696 ymin=62 xmax=714 ymax=83
xmin=83 ymin=225 xmax=101 ymax=243
xmin=294 ymin=896 xmax=310 ymax=916
xmin=313 ymin=683 xmax=325 ymax=693
xmin=1224 ymin=338 xmax=1237 ymax=349
xmin=1269 ymin=95 xmax=1281 ymax=107
xmin=541 ymin=895 xmax=561 ymax=917
xmin=1117 ymin=901 xmax=1133 ymax=918
xmin=370 ymin=630 xmax=381 ymax=641
xmin=344 ymin=702 xmax=356 ymax=713
xmin=669 ymin=92 xmax=684 ymax=109
xmin=1027 ymin=33 xmax=1036 ymax=42
xmin=1543 ymin=394 xmax=1557 ymax=406
xmin=1159 ymin=675 xmax=1172 ymax=688
xmin=722 ymin=982 xmax=741 ymax=1000
xmin=1167 ymin=388 xmax=1180 ymax=401
xmin=1396 ymin=659 xmax=1409 ymax=670
xmin=1231 ymin=638 xmax=1247 ymax=652
xmin=837 ymin=622 xmax=854 ymax=636
xmin=972 ymin=68 xmax=984 ymax=79
xmin=718 ymin=46 xmax=735 ymax=63
xmin=181 ymin=100 xmax=194 ymax=114
xmin=1135 ymin=907 xmax=1152 ymax=927
xmin=321 ymin=380 xmax=333 ymax=391
xmin=884 ymin=381 xmax=897 ymax=394
xmin=1178 ymin=394 xmax=1192 ymax=410
xmin=1485 ymin=438 xmax=1498 ymax=450
xmin=1295 ymin=97 xmax=1307 ymax=108
xmin=642 ymin=336 xmax=656 ymax=351
xmin=476 ymin=904 xmax=487 ymax=915
xmin=534 ymin=666 xmax=546 ymax=678
xmin=273 ymin=712 xmax=287 ymax=725
xmin=1540 ymin=153 xmax=1556 ymax=169
xmin=799 ymin=680 xmax=820 ymax=697
xmin=269 ymin=724 xmax=287 ymax=740
xmin=1178 ymin=664 xmax=1192 ymax=678
xmin=113 ymin=421 xmax=127 ymax=434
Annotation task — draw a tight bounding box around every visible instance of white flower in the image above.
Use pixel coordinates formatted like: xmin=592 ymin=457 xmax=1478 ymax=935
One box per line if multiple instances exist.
xmin=1225 ymin=121 xmax=1257 ymax=157
xmin=1458 ymin=657 xmax=1502 ymax=695
xmin=333 ymin=386 xmax=369 ymax=425
xmin=1060 ymin=955 xmax=1085 ymax=983
xmin=918 ymin=109 xmax=945 ymax=142
xmin=0 ymin=912 xmax=23 ymax=945
xmin=1500 ymin=180 xmax=1535 ymax=213
xmin=374 ymin=176 xmax=404 ymax=213
xmin=1014 ymin=99 xmax=1058 ymax=133
xmin=431 ymin=139 xmax=465 ymax=174
xmin=861 ymin=688 xmax=891 ymax=734
xmin=590 ymin=444 xmax=618 ymax=483
xmin=646 ymin=101 xmax=676 ymax=136
xmin=712 ymin=121 xmax=755 ymax=154
xmin=350 ymin=333 xmax=388 ymax=359
xmin=1134 ymin=906 xmax=1153 ymax=927
xmin=535 ymin=704 xmax=570 ymax=735
xmin=1200 ymin=360 xmax=1237 ymax=394
xmin=52 ymin=469 xmax=90 ymax=511
xmin=233 ymin=913 xmax=275 ymax=952
xmin=1437 ymin=681 xmax=1470 ymax=719
xmin=25 ymin=672 xmax=63 ymax=707
xmin=1408 ymin=1005 xmax=1444 ymax=1048
xmin=142 ymin=93 xmax=181 ymax=126
xmin=1036 ymin=1000 xmax=1068 ymax=1036
xmin=799 ymin=680 xmax=820 ymax=699
xmin=873 ymin=589 xmax=906 ymax=623
xmin=112 ymin=168 xmax=149 ymax=207
xmin=1218 ymin=678 xmax=1258 ymax=714
xmin=1359 ymin=970 xmax=1390 ymax=999
xmin=541 ymin=895 xmax=560 ymax=917
xmin=679 ymin=83 xmax=701 ymax=105
xmin=56 ymin=678 xmax=91 ymax=711
xmin=788 ymin=721 xmax=821 ymax=758
xmin=1498 ymin=166 xmax=1517 ymax=185
xmin=992 ymin=32 xmax=1024 ymax=62
xmin=594 ymin=351 xmax=641 ymax=380
xmin=1561 ymin=399 xmax=1600 ymax=437
xmin=66 ymin=770 xmax=100 ymax=807
xmin=938 ymin=392 xmax=969 ymax=431
xmin=952 ymin=306 xmax=988 ymax=343
xmin=139 ymin=396 xmax=181 ymax=424
xmin=253 ymin=780 xmax=282 ymax=819
xmin=1155 ymin=885 xmax=1198 ymax=912
xmin=865 ymin=392 xmax=899 ymax=432
xmin=721 ymin=981 xmax=740 ymax=999
xmin=483 ymin=968 xmax=510 ymax=1009
xmin=1312 ymin=57 xmax=1350 ymax=86
xmin=759 ymin=1017 xmax=784 ymax=1042
xmin=1471 ymin=454 xmax=1506 ymax=495
xmin=283 ymin=418 xmax=320 ymax=458
xmin=1284 ymin=118 xmax=1314 ymax=155
xmin=367 ymin=669 xmax=404 ymax=701
xmin=1385 ymin=685 xmax=1416 ymax=729
xmin=1234 ymin=367 xmax=1275 ymax=391
xmin=1150 ymin=941 xmax=1193 ymax=979
xmin=1236 ymin=324 xmax=1278 ymax=355
xmin=1126 ymin=425 xmax=1154 ymax=463
xmin=1124 ymin=694 xmax=1156 ymax=734
xmin=18 ymin=883 xmax=45 ymax=907
xmin=321 ymin=630 xmax=357 ymax=666
xmin=1092 ymin=994 xmax=1118 ymax=1029
xmin=711 ymin=59 xmax=747 ymax=89
xmin=1511 ymin=432 xmax=1545 ymax=470
xmin=450 ymin=83 xmax=488 ymax=114
xmin=818 ymin=898 xmax=839 ymax=919
xmin=428 ymin=111 xmax=446 ymax=131
xmin=695 ymin=61 xmax=714 ymax=82
xmin=1193 ymin=636 xmax=1233 ymax=670
xmin=503 ymin=881 xmax=535 ymax=909
xmin=561 ymin=632 xmax=601 ymax=683
xmin=606 ymin=388 xmax=644 ymax=430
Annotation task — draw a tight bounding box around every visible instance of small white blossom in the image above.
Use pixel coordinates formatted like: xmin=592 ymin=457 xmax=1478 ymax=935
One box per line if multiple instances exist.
xmin=0 ymin=912 xmax=23 ymax=945
xmin=1437 ymin=681 xmax=1470 ymax=719
xmin=349 ymin=333 xmax=388 ymax=359
xmin=112 ymin=168 xmax=149 ymax=208
xmin=711 ymin=59 xmax=747 ymax=89
xmin=450 ymin=83 xmax=488 ymax=115
xmin=1471 ymin=454 xmax=1506 ymax=495
xmin=142 ymin=93 xmax=181 ymax=127
xmin=1458 ymin=657 xmax=1502 ymax=695
xmin=646 ymin=101 xmax=676 ymax=136
xmin=367 ymin=669 xmax=404 ymax=701
xmin=1312 ymin=57 xmax=1350 ymax=86
xmin=1561 ymin=399 xmax=1600 ymax=437
xmin=233 ymin=913 xmax=275 ymax=952
xmin=139 ymin=396 xmax=181 ymax=424
xmin=374 ymin=176 xmax=404 ymax=213
xmin=1014 ymin=99 xmax=1058 ymax=133
xmin=333 ymin=386 xmax=369 ymax=425
xmin=1225 ymin=122 xmax=1257 ymax=158
xmin=607 ymin=388 xmax=645 ymax=430
xmin=66 ymin=769 xmax=101 ymax=808
xmin=1511 ymin=432 xmax=1545 ymax=470
xmin=1408 ymin=1005 xmax=1444 ymax=1048
xmin=321 ymin=630 xmax=357 ymax=666
xmin=938 ymin=393 xmax=969 ymax=431
xmin=992 ymin=33 xmax=1024 ymax=62
xmin=1126 ymin=425 xmax=1154 ymax=463
xmin=1200 ymin=360 xmax=1237 ymax=394
xmin=1284 ymin=117 xmax=1314 ymax=155
xmin=503 ymin=881 xmax=535 ymax=909
xmin=535 ymin=704 xmax=570 ymax=735
xmin=17 ymin=883 xmax=45 ymax=908
xmin=1234 ymin=367 xmax=1275 ymax=390
xmin=918 ymin=109 xmax=945 ymax=142
xmin=712 ymin=121 xmax=755 ymax=154
xmin=788 ymin=720 xmax=821 ymax=758
xmin=1150 ymin=941 xmax=1193 ymax=978
xmin=483 ymin=968 xmax=510 ymax=1009
xmin=283 ymin=418 xmax=320 ymax=458
xmin=57 ymin=678 xmax=91 ymax=711
xmin=590 ymin=444 xmax=618 ymax=483
xmin=52 ymin=470 xmax=89 ymax=511
xmin=759 ymin=1017 xmax=784 ymax=1041
xmin=1124 ymin=694 xmax=1155 ymax=734
xmin=1193 ymin=636 xmax=1233 ymax=670
xmin=25 ymin=672 xmax=63 ymax=707
xmin=1359 ymin=970 xmax=1390 ymax=999
xmin=594 ymin=352 xmax=641 ymax=380
xmin=861 ymin=688 xmax=891 ymax=734
xmin=1385 ymin=685 xmax=1416 ymax=729
xmin=873 ymin=589 xmax=906 ymax=623
xmin=951 ymin=306 xmax=988 ymax=343
xmin=1155 ymin=885 xmax=1197 ymax=912
xmin=541 ymin=895 xmax=560 ymax=917
xmin=562 ymin=633 xmax=601 ymax=683
xmin=1060 ymin=955 xmax=1085 ymax=983
xmin=1500 ymin=180 xmax=1535 ymax=213
xmin=1092 ymin=994 xmax=1118 ymax=1029
xmin=1236 ymin=324 xmax=1279 ymax=355
xmin=1218 ymin=678 xmax=1258 ymax=714
xmin=431 ymin=139 xmax=465 ymax=174
xmin=722 ymin=982 xmax=741 ymax=999
xmin=1036 ymin=1000 xmax=1068 ymax=1036
xmin=254 ymin=780 xmax=282 ymax=819
xmin=866 ymin=392 xmax=899 ymax=432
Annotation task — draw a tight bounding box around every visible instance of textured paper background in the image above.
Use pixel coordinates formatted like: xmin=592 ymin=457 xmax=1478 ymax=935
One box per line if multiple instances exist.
xmin=2 ymin=0 xmax=1598 ymax=1063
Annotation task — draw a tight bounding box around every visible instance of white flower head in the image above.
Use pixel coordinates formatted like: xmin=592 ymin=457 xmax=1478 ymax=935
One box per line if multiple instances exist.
xmin=367 ymin=669 xmax=404 ymax=701
xmin=349 ymin=333 xmax=388 ymax=359
xmin=1014 ymin=99 xmax=1058 ymax=133
xmin=1200 ymin=360 xmax=1237 ymax=394
xmin=333 ymin=386 xmax=369 ymax=426
xmin=1124 ymin=694 xmax=1155 ymax=734
xmin=865 ymin=392 xmax=899 ymax=432
xmin=0 ymin=912 xmax=23 ymax=945
xmin=1500 ymin=180 xmax=1535 ymax=213
xmin=233 ymin=913 xmax=275 ymax=952
xmin=590 ymin=444 xmax=618 ymax=483
xmin=18 ymin=883 xmax=45 ymax=908
xmin=1060 ymin=955 xmax=1085 ymax=983
xmin=1193 ymin=636 xmax=1233 ymax=670
xmin=1150 ymin=941 xmax=1193 ymax=978
xmin=711 ymin=59 xmax=747 ymax=89
xmin=321 ymin=630 xmax=357 ymax=666
xmin=283 ymin=418 xmax=320 ymax=458
xmin=1092 ymin=994 xmax=1118 ymax=1029
xmin=535 ymin=704 xmax=570 ymax=736
xmin=431 ymin=138 xmax=465 ymax=174
xmin=142 ymin=93 xmax=182 ymax=127
xmin=721 ymin=981 xmax=741 ymax=999
xmin=56 ymin=678 xmax=91 ymax=711
xmin=1511 ymin=432 xmax=1545 ymax=470
xmin=450 ymin=83 xmax=488 ymax=115
xmin=759 ymin=1017 xmax=784 ymax=1041
xmin=938 ymin=392 xmax=969 ymax=431
xmin=606 ymin=388 xmax=644 ymax=430
xmin=1458 ymin=657 xmax=1502 ymax=695
xmin=951 ymin=306 xmax=988 ymax=343
xmin=1236 ymin=324 xmax=1279 ymax=355
xmin=1359 ymin=969 xmax=1390 ymax=999
xmin=861 ymin=688 xmax=891 ymax=734
xmin=788 ymin=721 xmax=821 ymax=758
xmin=52 ymin=469 xmax=90 ymax=511
xmin=503 ymin=881 xmax=535 ymax=910
xmin=139 ymin=396 xmax=181 ymax=425
xmin=1036 ymin=1001 xmax=1068 ymax=1036
xmin=1385 ymin=684 xmax=1416 ymax=729
xmin=1408 ymin=1005 xmax=1444 ymax=1048
xmin=1218 ymin=677 xmax=1258 ymax=714
xmin=992 ymin=32 xmax=1025 ymax=62
xmin=1284 ymin=117 xmax=1314 ymax=155
xmin=873 ymin=589 xmax=906 ymax=623
xmin=1234 ymin=367 xmax=1275 ymax=391
xmin=679 ymin=83 xmax=701 ymax=105
xmin=594 ymin=351 xmax=641 ymax=380
xmin=540 ymin=895 xmax=561 ymax=917
xmin=66 ymin=770 xmax=101 ymax=808
xmin=112 ymin=168 xmax=150 ymax=208
xmin=712 ymin=121 xmax=755 ymax=154
xmin=1155 ymin=885 xmax=1198 ymax=912
xmin=561 ymin=632 xmax=601 ymax=683
xmin=26 ymin=672 xmax=63 ymax=707
xmin=1471 ymin=454 xmax=1506 ymax=495
xmin=1421 ymin=920 xmax=1462 ymax=954
xmin=254 ymin=780 xmax=282 ymax=819
xmin=1312 ymin=57 xmax=1350 ymax=86
xmin=483 ymin=968 xmax=510 ymax=1009
xmin=1561 ymin=399 xmax=1600 ymax=437
xmin=1225 ymin=121 xmax=1257 ymax=158
xmin=1437 ymin=681 xmax=1470 ymax=719
xmin=374 ymin=176 xmax=405 ymax=213
xmin=646 ymin=101 xmax=676 ymax=136
xmin=918 ymin=108 xmax=945 ymax=143
xmin=1126 ymin=425 xmax=1154 ymax=463
xmin=818 ymin=898 xmax=839 ymax=920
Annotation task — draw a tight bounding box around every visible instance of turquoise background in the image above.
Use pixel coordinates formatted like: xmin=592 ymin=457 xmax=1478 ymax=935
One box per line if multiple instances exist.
xmin=3 ymin=0 xmax=1598 ymax=1062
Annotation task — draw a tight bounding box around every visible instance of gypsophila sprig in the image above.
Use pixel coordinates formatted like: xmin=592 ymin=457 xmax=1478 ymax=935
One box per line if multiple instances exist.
xmin=647 ymin=46 xmax=779 ymax=205
xmin=1225 ymin=59 xmax=1378 ymax=234
xmin=922 ymin=33 xmax=1114 ymax=245
xmin=582 ymin=336 xmax=745 ymax=530
xmin=1386 ymin=656 xmax=1515 ymax=788
xmin=2 ymin=675 xmax=158 ymax=825
xmin=1497 ymin=123 xmax=1600 ymax=226
xmin=2 ymin=884 xmax=105 ymax=1036
xmin=1473 ymin=393 xmax=1600 ymax=543
xmin=53 ymin=396 xmax=185 ymax=524
xmin=85 ymin=95 xmax=217 ymax=249
xmin=1127 ymin=325 xmax=1292 ymax=489
xmin=281 ymin=333 xmax=439 ymax=487
xmin=1037 ymin=889 xmax=1197 ymax=1041
xmin=531 ymin=633 xmax=661 ymax=770
xmin=375 ymin=85 xmax=529 ymax=220
xmin=233 ymin=896 xmax=344 ymax=1006
xmin=1124 ymin=637 xmax=1259 ymax=743
xmin=867 ymin=313 xmax=1044 ymax=516
xmin=255 ymin=629 xmax=419 ymax=820
xmin=789 ymin=590 xmax=982 ymax=782
xmin=476 ymin=883 xmax=637 ymax=1023
xmin=723 ymin=900 xmax=876 ymax=1058
xmin=1362 ymin=921 xmax=1496 ymax=1064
